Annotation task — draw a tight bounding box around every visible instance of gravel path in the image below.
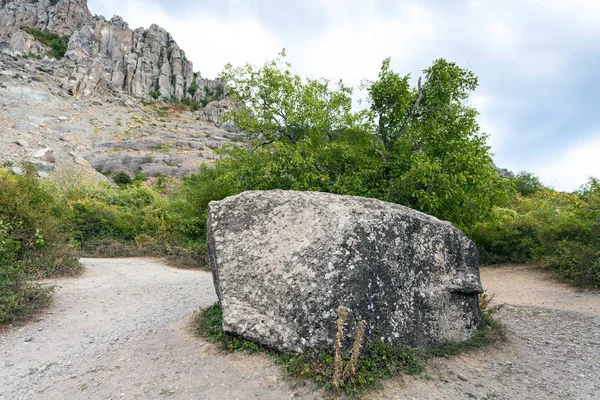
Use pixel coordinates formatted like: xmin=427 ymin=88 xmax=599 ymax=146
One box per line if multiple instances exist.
xmin=1 ymin=261 xmax=599 ymax=399
xmin=379 ymin=265 xmax=600 ymax=400
xmin=0 ymin=258 xmax=312 ymax=400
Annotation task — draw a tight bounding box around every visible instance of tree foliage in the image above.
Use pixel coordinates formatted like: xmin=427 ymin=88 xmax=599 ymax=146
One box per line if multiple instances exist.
xmin=366 ymin=58 xmax=510 ymax=228
xmin=208 ymin=53 xmax=510 ymax=231
xmin=221 ymin=50 xmax=368 ymax=147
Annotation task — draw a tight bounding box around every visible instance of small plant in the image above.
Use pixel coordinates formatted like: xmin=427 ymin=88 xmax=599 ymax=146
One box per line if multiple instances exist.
xmin=113 ymin=172 xmax=132 ymax=185
xmin=2 ymin=161 xmax=14 ymax=167
xmin=134 ymin=171 xmax=146 ymax=183
xmin=149 ymin=90 xmax=161 ymax=100
xmin=332 ymin=306 xmax=368 ymax=388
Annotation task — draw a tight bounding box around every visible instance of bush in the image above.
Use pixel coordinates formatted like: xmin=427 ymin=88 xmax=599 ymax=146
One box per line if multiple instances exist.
xmin=0 ymin=260 xmax=54 ymax=326
xmin=19 ymin=26 xmax=70 ymax=59
xmin=113 ymin=172 xmax=132 ymax=186
xmin=59 ymin=179 xmax=209 ymax=269
xmin=0 ymin=168 xmax=80 ymax=326
xmin=470 ymin=176 xmax=600 ymax=288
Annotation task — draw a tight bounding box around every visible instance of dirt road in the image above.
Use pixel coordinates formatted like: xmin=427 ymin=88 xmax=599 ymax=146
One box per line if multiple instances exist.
xmin=1 ymin=260 xmax=599 ymax=399
xmin=0 ymin=259 xmax=311 ymax=400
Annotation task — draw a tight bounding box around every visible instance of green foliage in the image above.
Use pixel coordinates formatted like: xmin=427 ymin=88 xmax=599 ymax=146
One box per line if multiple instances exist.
xmin=149 ymin=89 xmax=161 ymax=100
xmin=222 ymin=50 xmax=365 ymax=146
xmin=187 ymin=77 xmax=198 ymax=97
xmin=514 ymin=171 xmax=544 ymax=196
xmin=366 ymin=58 xmax=510 ymax=229
xmin=0 ymin=167 xmax=80 ymax=326
xmin=56 ymin=179 xmax=207 ymax=269
xmin=0 ymin=260 xmax=54 ymax=326
xmin=19 ymin=26 xmax=70 ymax=59
xmin=194 ymin=299 xmax=504 ymax=397
xmin=191 ymin=53 xmax=510 ymax=234
xmin=113 ymin=172 xmax=132 ymax=186
xmin=471 ymin=176 xmax=600 ymax=287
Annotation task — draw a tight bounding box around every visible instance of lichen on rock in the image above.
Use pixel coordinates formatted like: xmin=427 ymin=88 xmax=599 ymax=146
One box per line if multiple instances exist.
xmin=208 ymin=190 xmax=484 ymax=353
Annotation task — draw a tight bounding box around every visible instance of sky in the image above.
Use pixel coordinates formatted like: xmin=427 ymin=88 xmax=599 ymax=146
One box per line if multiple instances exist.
xmin=88 ymin=0 xmax=600 ymax=192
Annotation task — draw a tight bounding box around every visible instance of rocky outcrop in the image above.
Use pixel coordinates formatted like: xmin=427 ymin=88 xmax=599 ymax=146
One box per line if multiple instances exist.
xmin=0 ymin=0 xmax=91 ymax=55
xmin=63 ymin=17 xmax=198 ymax=100
xmin=496 ymin=167 xmax=515 ymax=179
xmin=208 ymin=190 xmax=484 ymax=353
xmin=0 ymin=0 xmax=224 ymax=102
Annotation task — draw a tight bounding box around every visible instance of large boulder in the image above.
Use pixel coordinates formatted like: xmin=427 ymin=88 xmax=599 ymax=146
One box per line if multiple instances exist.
xmin=208 ymin=190 xmax=484 ymax=353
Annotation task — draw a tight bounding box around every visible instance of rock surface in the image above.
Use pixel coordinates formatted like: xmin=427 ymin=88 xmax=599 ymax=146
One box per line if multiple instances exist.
xmin=0 ymin=53 xmax=240 ymax=179
xmin=208 ymin=190 xmax=484 ymax=352
xmin=0 ymin=0 xmax=224 ymax=102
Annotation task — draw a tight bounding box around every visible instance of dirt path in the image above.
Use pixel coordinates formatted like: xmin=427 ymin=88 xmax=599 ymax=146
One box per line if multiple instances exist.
xmin=379 ymin=265 xmax=600 ymax=400
xmin=1 ymin=261 xmax=599 ymax=399
xmin=0 ymin=259 xmax=314 ymax=400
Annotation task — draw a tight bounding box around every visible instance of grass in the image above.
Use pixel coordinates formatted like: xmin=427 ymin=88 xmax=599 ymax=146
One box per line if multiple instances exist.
xmin=192 ymin=294 xmax=506 ymax=398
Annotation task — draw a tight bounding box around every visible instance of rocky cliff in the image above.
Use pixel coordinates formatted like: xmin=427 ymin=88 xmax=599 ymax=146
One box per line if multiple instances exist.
xmin=0 ymin=0 xmax=221 ymax=102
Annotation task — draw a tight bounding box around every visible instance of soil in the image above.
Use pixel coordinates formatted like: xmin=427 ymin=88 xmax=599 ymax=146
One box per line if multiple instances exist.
xmin=1 ymin=261 xmax=599 ymax=399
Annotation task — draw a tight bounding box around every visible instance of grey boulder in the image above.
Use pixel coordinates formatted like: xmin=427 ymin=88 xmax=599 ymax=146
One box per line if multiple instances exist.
xmin=208 ymin=190 xmax=484 ymax=353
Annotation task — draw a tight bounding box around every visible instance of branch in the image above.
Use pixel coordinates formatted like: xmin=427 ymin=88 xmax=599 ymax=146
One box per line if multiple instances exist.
xmin=398 ymin=76 xmax=424 ymax=137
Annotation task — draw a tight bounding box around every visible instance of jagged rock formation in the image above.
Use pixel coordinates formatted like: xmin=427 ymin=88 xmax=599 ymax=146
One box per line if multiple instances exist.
xmin=0 ymin=0 xmax=90 ymax=41
xmin=496 ymin=167 xmax=515 ymax=179
xmin=208 ymin=190 xmax=484 ymax=352
xmin=0 ymin=0 xmax=238 ymax=179
xmin=0 ymin=0 xmax=223 ymax=102
xmin=0 ymin=53 xmax=239 ymax=179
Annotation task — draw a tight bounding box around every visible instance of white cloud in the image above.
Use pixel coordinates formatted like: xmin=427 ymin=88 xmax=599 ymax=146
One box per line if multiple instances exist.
xmin=88 ymin=0 xmax=282 ymax=78
xmin=532 ymin=135 xmax=600 ymax=192
xmin=86 ymin=0 xmax=600 ymax=191
xmin=292 ymin=2 xmax=438 ymax=86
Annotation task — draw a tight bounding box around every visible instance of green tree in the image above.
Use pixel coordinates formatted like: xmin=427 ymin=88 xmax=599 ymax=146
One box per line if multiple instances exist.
xmin=205 ymin=53 xmax=510 ymax=231
xmin=366 ymin=58 xmax=510 ymax=228
xmin=514 ymin=171 xmax=543 ymax=196
xmin=221 ymin=50 xmax=367 ymax=147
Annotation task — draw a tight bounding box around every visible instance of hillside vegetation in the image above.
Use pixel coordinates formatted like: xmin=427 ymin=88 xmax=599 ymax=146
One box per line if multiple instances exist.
xmin=1 ymin=54 xmax=598 ymax=327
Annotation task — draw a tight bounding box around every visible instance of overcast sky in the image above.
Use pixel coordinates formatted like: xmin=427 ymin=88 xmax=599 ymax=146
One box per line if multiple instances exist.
xmin=88 ymin=0 xmax=600 ymax=192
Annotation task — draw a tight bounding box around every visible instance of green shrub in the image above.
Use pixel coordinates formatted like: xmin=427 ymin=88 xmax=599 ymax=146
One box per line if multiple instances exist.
xmin=19 ymin=26 xmax=70 ymax=59
xmin=113 ymin=172 xmax=132 ymax=186
xmin=513 ymin=171 xmax=544 ymax=196
xmin=0 ymin=168 xmax=80 ymax=326
xmin=149 ymin=89 xmax=161 ymax=100
xmin=0 ymin=260 xmax=54 ymax=326
xmin=59 ymin=180 xmax=208 ymax=269
xmin=470 ymin=176 xmax=600 ymax=288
